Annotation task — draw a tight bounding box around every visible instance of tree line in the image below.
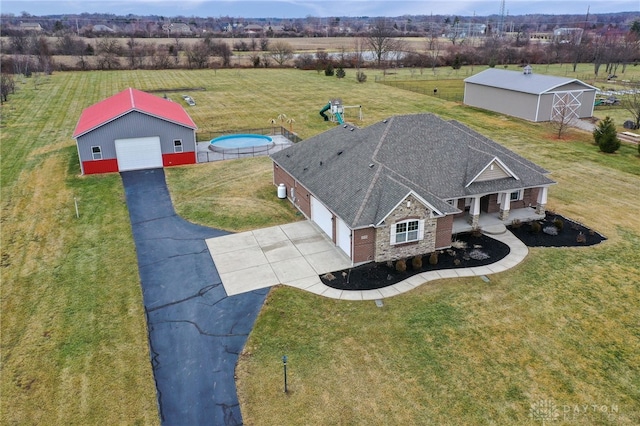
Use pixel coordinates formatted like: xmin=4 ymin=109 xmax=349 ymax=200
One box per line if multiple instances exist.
xmin=1 ymin=18 xmax=639 ymax=103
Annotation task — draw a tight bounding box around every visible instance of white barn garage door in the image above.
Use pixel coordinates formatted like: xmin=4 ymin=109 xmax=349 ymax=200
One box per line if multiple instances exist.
xmin=310 ymin=196 xmax=333 ymax=239
xmin=115 ymin=136 xmax=163 ymax=171
xmin=335 ymin=217 xmax=351 ymax=258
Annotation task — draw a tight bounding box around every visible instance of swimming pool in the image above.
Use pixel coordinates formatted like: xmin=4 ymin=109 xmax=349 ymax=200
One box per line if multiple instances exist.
xmin=208 ymin=134 xmax=274 ymax=154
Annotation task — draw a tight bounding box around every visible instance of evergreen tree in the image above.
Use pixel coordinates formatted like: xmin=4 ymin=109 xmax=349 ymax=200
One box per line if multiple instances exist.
xmin=593 ymin=116 xmax=621 ymax=153
xmin=336 ymin=67 xmax=345 ymax=79
xmin=324 ymin=63 xmax=334 ymax=76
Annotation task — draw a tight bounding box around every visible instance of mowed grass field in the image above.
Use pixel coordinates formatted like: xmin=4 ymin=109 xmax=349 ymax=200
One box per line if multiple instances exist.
xmin=1 ymin=66 xmax=639 ymax=425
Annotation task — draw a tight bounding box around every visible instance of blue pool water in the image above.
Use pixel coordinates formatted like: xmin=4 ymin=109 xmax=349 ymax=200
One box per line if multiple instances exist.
xmin=210 ymin=134 xmax=273 ymax=149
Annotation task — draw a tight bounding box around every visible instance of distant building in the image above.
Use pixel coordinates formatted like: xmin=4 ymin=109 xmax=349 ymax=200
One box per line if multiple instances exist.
xmin=19 ymin=22 xmax=42 ymax=32
xmin=92 ymin=24 xmax=115 ymax=33
xmin=244 ymin=24 xmax=264 ymax=33
xmin=162 ymin=23 xmax=192 ymax=35
xmin=553 ymin=27 xmax=584 ymax=44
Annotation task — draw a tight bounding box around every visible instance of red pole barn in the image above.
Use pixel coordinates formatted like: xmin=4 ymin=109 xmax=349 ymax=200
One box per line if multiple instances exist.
xmin=73 ymin=88 xmax=198 ymax=174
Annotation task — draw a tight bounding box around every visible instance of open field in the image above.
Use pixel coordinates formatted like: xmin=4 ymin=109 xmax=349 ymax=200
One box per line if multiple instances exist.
xmin=1 ymin=67 xmax=639 ymax=425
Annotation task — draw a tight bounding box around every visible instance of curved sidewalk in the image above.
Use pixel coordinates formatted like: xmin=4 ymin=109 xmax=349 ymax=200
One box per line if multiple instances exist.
xmin=207 ymin=221 xmax=528 ymax=301
xmin=289 ymin=228 xmax=528 ymax=300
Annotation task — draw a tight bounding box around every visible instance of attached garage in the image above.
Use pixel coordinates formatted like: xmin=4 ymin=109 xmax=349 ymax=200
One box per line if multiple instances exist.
xmin=310 ymin=196 xmax=333 ymax=239
xmin=73 ymin=88 xmax=198 ymax=175
xmin=115 ymin=137 xmax=163 ymax=171
xmin=335 ymin=217 xmax=351 ymax=258
xmin=463 ymin=66 xmax=597 ymax=122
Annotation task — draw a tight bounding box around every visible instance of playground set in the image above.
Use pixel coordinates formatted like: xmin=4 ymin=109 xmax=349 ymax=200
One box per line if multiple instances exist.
xmin=319 ymin=99 xmax=363 ymax=124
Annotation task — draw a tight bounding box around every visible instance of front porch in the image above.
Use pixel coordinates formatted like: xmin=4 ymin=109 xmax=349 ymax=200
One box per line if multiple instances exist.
xmin=452 ymin=207 xmax=545 ymax=235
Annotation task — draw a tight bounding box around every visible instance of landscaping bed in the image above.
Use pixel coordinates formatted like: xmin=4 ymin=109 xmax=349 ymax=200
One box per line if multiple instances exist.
xmin=322 ymin=231 xmax=510 ymax=290
xmin=322 ymin=213 xmax=606 ymax=291
xmin=507 ymin=212 xmax=607 ymax=247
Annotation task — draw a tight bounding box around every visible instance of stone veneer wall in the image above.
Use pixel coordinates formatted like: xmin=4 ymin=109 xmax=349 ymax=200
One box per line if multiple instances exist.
xmin=374 ymin=194 xmax=438 ymax=262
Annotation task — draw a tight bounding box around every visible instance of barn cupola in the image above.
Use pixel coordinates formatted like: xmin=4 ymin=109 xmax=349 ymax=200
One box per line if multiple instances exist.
xmin=523 ymin=65 xmax=533 ymax=75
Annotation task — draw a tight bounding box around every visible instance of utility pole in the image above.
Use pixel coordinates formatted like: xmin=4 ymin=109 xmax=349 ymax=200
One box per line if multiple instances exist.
xmin=499 ymin=0 xmax=506 ymax=36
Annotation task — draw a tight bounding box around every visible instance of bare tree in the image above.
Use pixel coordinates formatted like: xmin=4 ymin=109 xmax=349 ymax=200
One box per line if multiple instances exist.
xmin=621 ymin=91 xmax=640 ymax=129
xmin=550 ymin=93 xmax=580 ymax=139
xmin=96 ymin=37 xmax=122 ymax=70
xmin=1 ymin=74 xmax=16 ymax=104
xmin=184 ymin=41 xmax=210 ymax=69
xmin=366 ymin=18 xmax=399 ymax=68
xmin=269 ymin=40 xmax=294 ymax=66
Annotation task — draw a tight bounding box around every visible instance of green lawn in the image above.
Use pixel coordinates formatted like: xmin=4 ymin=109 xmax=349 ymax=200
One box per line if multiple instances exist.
xmin=1 ymin=67 xmax=639 ymax=425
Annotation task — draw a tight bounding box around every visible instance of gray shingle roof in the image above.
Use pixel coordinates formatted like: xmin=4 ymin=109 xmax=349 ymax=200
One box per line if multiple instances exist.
xmin=271 ymin=113 xmax=555 ymax=229
xmin=464 ymin=68 xmax=597 ymax=95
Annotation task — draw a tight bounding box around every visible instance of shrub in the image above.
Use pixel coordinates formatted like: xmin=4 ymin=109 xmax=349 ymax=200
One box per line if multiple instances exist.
xmin=468 ymin=249 xmax=490 ymax=260
xmin=324 ymin=64 xmax=334 ymax=76
xmin=411 ymin=256 xmax=423 ymax=270
xmin=471 ymin=227 xmax=483 ymax=238
xmin=429 ymin=252 xmax=439 ymax=265
xmin=553 ymin=217 xmax=564 ymax=231
xmin=451 ymin=240 xmax=467 ymax=249
xmin=530 ymin=221 xmax=542 ymax=234
xmin=453 ymin=258 xmax=461 ymax=266
xmin=335 ymin=67 xmax=346 ymax=79
xmin=576 ymin=232 xmax=587 ymax=243
xmin=593 ymin=116 xmax=621 ymax=153
xmin=395 ymin=259 xmax=406 ymax=272
xmin=543 ymin=226 xmax=558 ymax=236
xmin=511 ymin=219 xmax=522 ymax=229
xmin=356 ymin=70 xmax=367 ymax=83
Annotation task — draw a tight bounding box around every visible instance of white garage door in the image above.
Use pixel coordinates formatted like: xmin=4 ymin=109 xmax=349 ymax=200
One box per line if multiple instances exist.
xmin=335 ymin=217 xmax=351 ymax=258
xmin=115 ymin=136 xmax=163 ymax=171
xmin=310 ymin=196 xmax=333 ymax=239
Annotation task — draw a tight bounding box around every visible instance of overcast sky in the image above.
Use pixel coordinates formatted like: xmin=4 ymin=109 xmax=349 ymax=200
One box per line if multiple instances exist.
xmin=2 ymin=1 xmax=639 ymax=19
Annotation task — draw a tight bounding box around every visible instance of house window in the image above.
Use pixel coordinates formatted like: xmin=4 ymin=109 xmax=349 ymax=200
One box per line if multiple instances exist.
xmin=510 ymin=190 xmax=523 ymax=201
xmin=91 ymin=146 xmax=102 ymax=160
xmin=173 ymin=139 xmax=183 ymax=153
xmin=394 ymin=219 xmax=420 ymax=244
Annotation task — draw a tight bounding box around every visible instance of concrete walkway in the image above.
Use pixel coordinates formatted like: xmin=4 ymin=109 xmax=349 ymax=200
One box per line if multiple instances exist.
xmin=206 ymin=220 xmax=529 ymax=301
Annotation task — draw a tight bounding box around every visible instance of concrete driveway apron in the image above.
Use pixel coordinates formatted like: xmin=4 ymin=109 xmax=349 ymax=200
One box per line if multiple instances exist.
xmin=121 ymin=168 xmax=268 ymax=426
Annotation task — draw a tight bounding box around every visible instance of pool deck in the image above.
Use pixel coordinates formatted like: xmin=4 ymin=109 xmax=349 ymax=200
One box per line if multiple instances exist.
xmin=197 ymin=135 xmax=293 ymax=163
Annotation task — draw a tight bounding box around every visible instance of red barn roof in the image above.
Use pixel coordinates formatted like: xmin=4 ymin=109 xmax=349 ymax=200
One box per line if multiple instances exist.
xmin=73 ymin=88 xmax=197 ymax=138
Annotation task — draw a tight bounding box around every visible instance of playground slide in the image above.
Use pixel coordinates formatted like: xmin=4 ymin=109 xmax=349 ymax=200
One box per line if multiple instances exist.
xmin=335 ymin=112 xmax=344 ymax=124
xmin=319 ymin=103 xmax=331 ymax=121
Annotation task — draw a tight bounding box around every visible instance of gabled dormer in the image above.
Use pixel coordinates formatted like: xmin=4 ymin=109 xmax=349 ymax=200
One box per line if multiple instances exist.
xmin=466 ymin=156 xmax=519 ymax=188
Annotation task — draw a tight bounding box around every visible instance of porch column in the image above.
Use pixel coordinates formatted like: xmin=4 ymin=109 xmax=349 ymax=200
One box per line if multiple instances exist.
xmin=499 ymin=192 xmax=511 ymax=221
xmin=536 ymin=187 xmax=548 ymax=215
xmin=467 ymin=196 xmax=481 ymax=228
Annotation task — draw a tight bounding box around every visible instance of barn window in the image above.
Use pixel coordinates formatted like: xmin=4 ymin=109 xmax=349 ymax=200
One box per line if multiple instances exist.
xmin=391 ymin=219 xmax=424 ymax=245
xmin=173 ymin=139 xmax=183 ymax=153
xmin=91 ymin=146 xmax=102 ymax=160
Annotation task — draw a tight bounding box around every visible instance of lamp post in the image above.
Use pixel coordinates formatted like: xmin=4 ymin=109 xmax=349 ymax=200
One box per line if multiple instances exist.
xmin=282 ymin=355 xmax=288 ymax=393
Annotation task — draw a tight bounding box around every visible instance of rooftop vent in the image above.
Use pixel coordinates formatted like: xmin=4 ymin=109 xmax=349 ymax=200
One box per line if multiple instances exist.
xmin=523 ymin=65 xmax=533 ymax=75
xmin=337 ymin=151 xmax=343 ymax=156
xmin=350 ymin=128 xmax=355 ymax=131
xmin=368 ymin=163 xmax=375 ymax=168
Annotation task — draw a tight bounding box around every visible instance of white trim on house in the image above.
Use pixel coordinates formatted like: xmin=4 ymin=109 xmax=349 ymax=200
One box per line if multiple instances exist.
xmin=390 ymin=219 xmax=425 ymax=245
xmin=466 ymin=156 xmax=520 ymax=187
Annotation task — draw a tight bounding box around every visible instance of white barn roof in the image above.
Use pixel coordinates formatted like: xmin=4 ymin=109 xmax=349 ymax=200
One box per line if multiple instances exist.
xmin=464 ymin=68 xmax=597 ymax=95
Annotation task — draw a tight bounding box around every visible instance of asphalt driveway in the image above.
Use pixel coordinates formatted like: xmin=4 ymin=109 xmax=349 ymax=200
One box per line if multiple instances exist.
xmin=121 ymin=168 xmax=268 ymax=426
